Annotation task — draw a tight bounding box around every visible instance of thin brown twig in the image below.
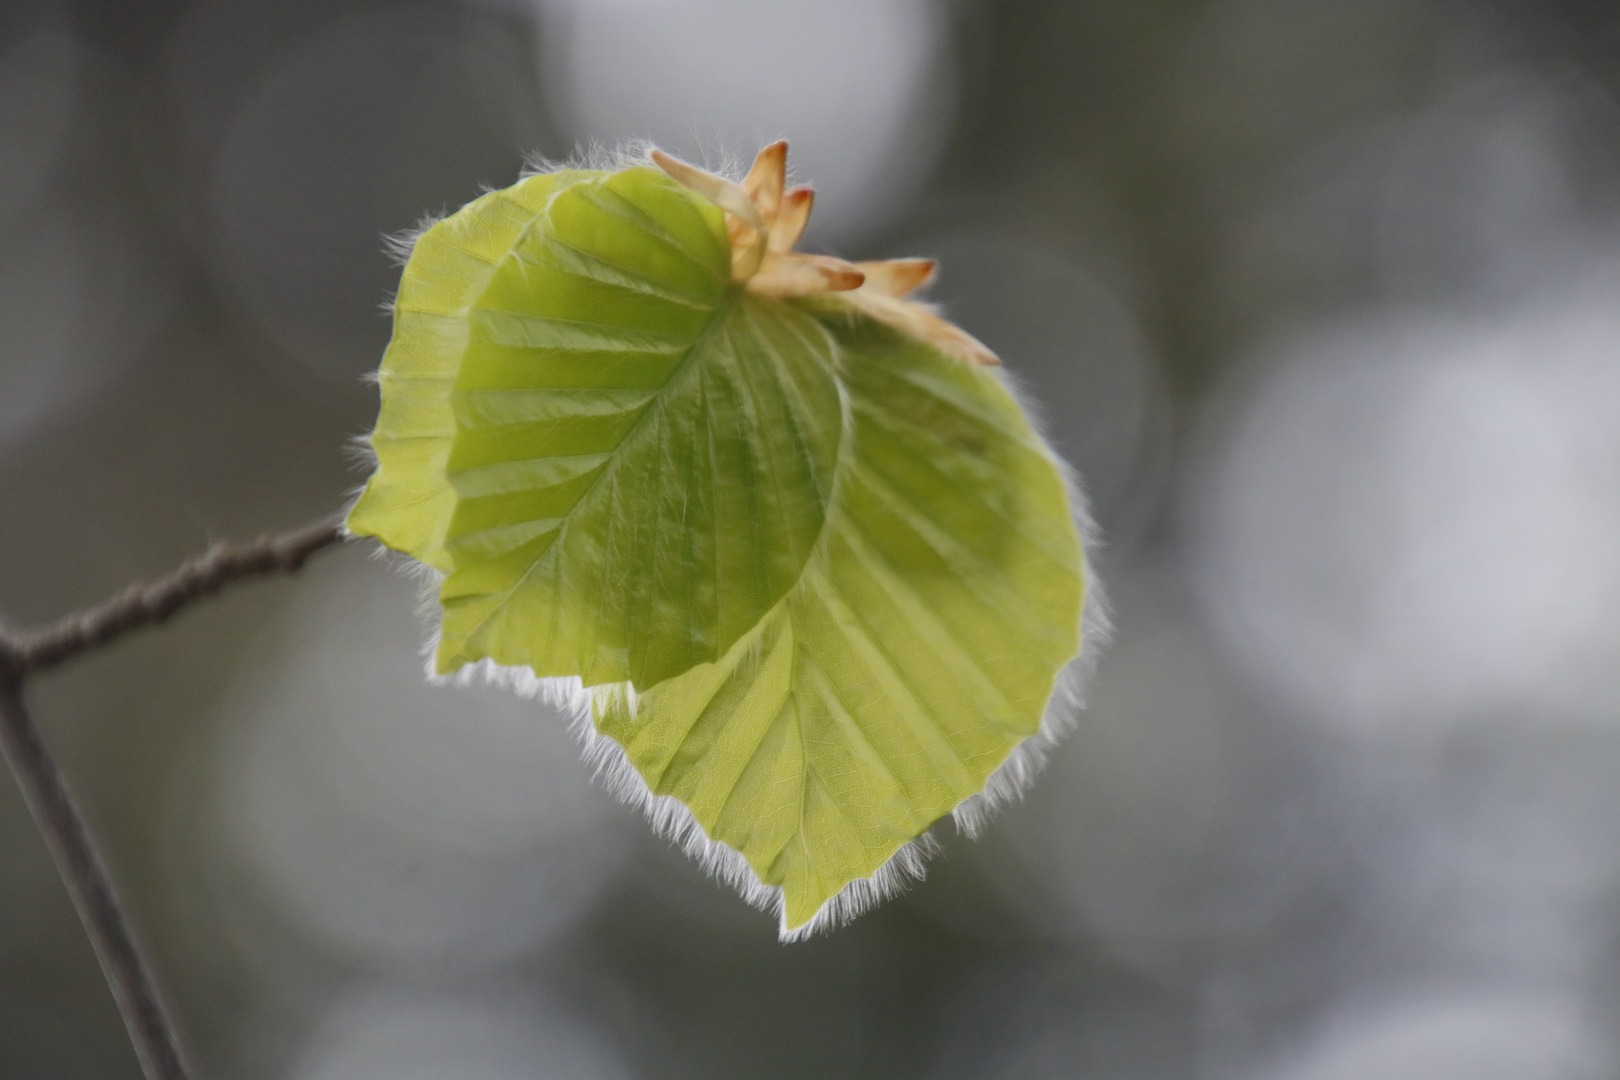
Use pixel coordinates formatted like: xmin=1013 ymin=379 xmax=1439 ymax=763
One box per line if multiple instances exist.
xmin=6 ymin=516 xmax=345 ymax=678
xmin=0 ymin=514 xmax=349 ymax=1080
xmin=0 ymin=674 xmax=191 ymax=1080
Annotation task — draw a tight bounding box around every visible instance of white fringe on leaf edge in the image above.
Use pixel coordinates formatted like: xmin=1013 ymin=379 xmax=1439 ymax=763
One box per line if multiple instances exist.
xmin=348 ymin=212 xmax=1110 ymax=944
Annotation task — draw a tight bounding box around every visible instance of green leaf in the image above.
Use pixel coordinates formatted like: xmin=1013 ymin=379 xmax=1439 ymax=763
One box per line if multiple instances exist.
xmin=590 ymin=313 xmax=1086 ymax=935
xmin=350 ymin=149 xmax=1095 ymax=938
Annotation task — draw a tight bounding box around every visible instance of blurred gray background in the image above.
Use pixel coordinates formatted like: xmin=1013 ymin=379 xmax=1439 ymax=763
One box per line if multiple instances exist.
xmin=3 ymin=0 xmax=1620 ymax=1076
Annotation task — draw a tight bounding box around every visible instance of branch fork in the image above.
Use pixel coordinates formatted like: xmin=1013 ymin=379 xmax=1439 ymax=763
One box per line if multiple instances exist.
xmin=0 ymin=516 xmax=346 ymax=1080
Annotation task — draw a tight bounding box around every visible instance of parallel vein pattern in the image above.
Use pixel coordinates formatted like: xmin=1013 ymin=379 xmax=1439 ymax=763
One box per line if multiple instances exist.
xmin=434 ymin=168 xmax=845 ymax=690
xmin=593 ymin=316 xmax=1085 ymax=932
xmin=348 ymin=170 xmax=595 ymax=570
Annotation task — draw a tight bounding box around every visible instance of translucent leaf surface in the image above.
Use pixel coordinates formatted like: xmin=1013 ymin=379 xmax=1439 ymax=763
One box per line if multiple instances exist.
xmin=350 ymin=146 xmax=1095 ymax=937
xmin=592 ymin=315 xmax=1085 ymax=934
xmin=348 ymin=169 xmax=594 ymax=571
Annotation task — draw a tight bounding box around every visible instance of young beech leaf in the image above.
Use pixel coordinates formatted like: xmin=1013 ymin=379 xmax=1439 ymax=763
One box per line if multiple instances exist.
xmin=348 ymin=141 xmax=1101 ymax=939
